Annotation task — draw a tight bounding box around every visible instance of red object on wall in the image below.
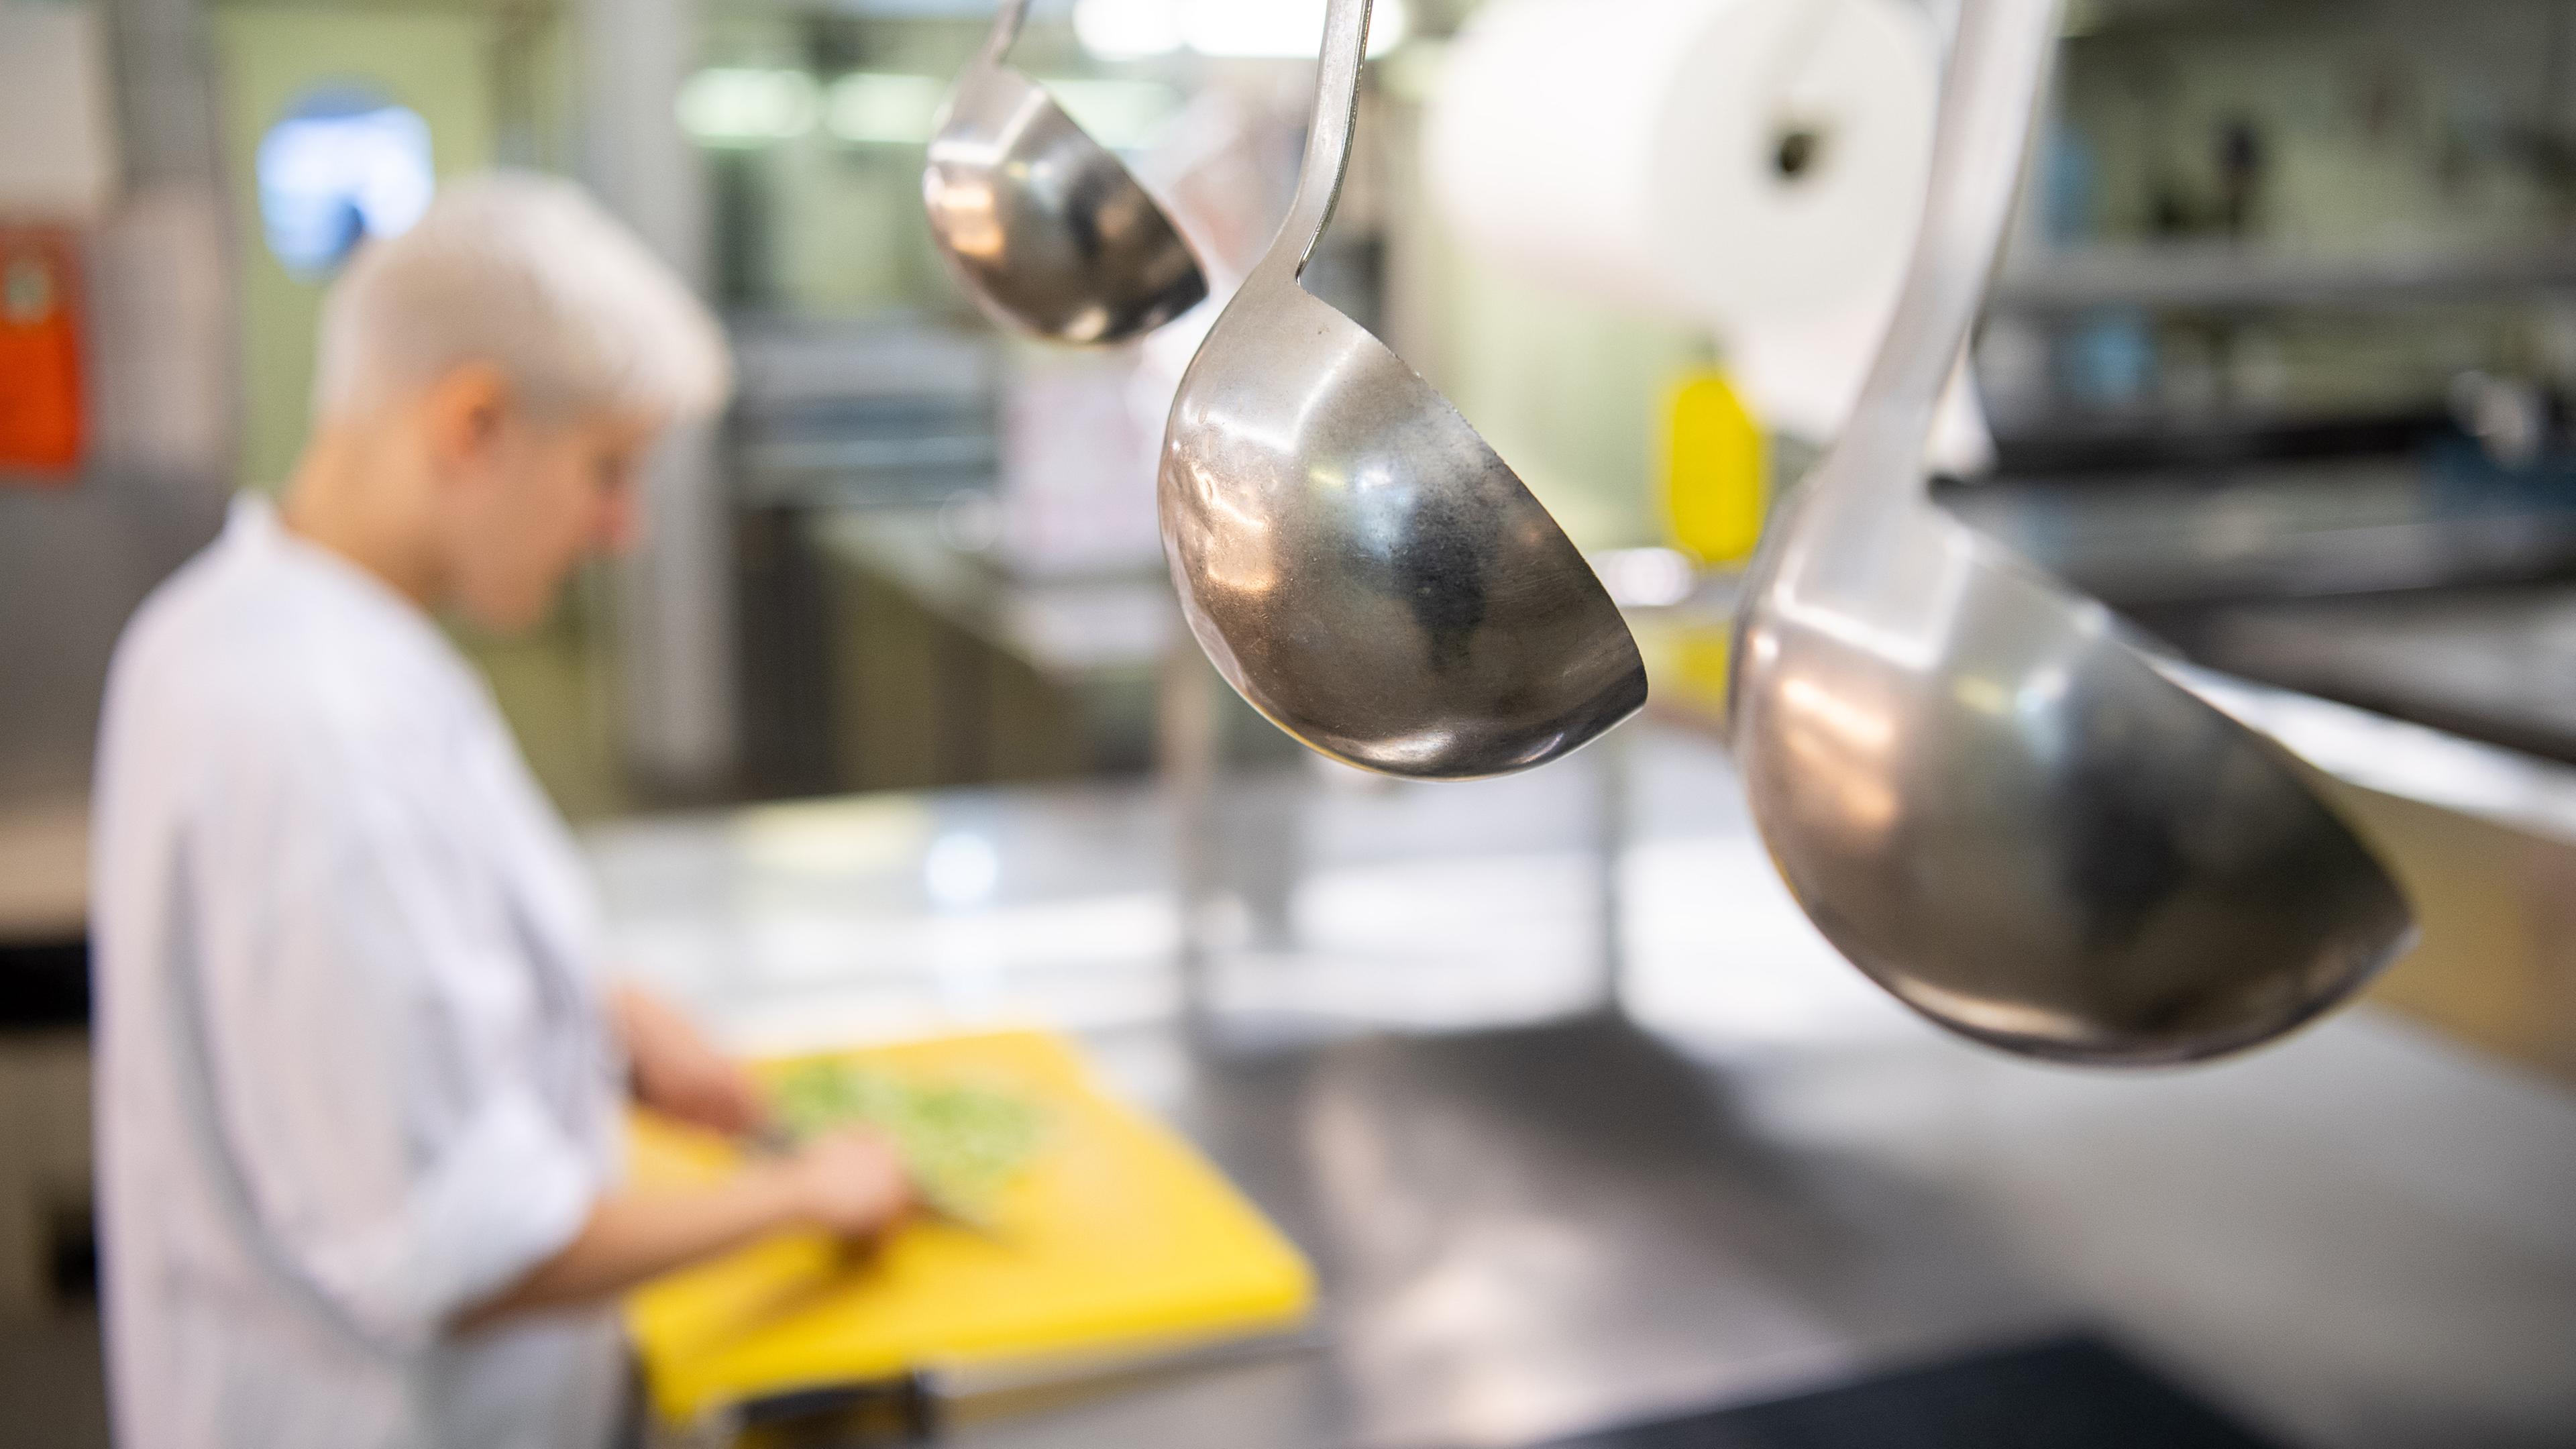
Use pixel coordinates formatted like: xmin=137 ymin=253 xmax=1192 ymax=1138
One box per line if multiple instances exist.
xmin=0 ymin=226 xmax=85 ymax=478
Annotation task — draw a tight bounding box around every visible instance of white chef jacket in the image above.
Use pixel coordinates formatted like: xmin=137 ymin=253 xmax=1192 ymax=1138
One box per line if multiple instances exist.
xmin=90 ymin=496 xmax=631 ymax=1449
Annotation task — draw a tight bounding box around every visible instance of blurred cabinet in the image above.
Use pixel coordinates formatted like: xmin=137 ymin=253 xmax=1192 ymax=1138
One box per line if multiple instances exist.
xmin=737 ymin=508 xmax=1171 ymax=797
xmin=0 ymin=800 xmax=91 ymax=1322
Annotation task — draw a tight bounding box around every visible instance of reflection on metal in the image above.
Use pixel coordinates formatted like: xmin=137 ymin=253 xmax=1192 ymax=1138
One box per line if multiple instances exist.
xmin=1157 ymin=0 xmax=1644 ymax=780
xmin=922 ymin=0 xmax=1207 ymax=343
xmin=1298 ymin=1018 xmax=2053 ymax=1449
xmin=1726 ymin=0 xmax=2412 ymax=1065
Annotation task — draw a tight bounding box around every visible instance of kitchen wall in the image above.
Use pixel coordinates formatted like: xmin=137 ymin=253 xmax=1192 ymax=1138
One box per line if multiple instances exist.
xmin=209 ymin=5 xmax=502 ymax=492
xmin=1 ymin=0 xmax=233 ymax=818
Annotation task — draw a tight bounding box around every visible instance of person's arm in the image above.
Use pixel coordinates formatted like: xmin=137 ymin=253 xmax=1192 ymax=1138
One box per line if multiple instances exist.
xmin=458 ymin=1126 xmax=911 ymax=1330
xmin=611 ymin=983 xmax=768 ymax=1138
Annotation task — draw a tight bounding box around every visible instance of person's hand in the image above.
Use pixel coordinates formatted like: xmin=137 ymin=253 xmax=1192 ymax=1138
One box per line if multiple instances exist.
xmin=780 ymin=1128 xmax=915 ymax=1240
xmin=614 ymin=984 xmax=768 ymax=1138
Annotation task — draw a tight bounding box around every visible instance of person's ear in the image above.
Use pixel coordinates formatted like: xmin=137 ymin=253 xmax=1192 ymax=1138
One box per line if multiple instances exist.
xmin=420 ymin=362 xmax=514 ymax=480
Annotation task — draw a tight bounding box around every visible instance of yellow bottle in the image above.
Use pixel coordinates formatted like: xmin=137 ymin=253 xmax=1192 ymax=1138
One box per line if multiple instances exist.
xmin=1658 ymin=368 xmax=1767 ymax=567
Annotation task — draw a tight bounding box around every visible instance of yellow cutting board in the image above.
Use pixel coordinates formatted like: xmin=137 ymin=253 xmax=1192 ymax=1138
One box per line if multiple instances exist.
xmin=624 ymin=1029 xmax=1316 ymax=1426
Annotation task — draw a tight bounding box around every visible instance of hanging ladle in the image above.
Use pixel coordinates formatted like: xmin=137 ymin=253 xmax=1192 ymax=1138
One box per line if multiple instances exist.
xmin=1159 ymin=0 xmax=1646 ymax=779
xmin=1727 ymin=0 xmax=2412 ymax=1063
xmin=924 ymin=0 xmax=1208 ymax=343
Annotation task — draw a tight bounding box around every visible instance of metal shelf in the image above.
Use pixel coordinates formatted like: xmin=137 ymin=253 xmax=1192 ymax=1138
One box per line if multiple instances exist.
xmin=1990 ymin=240 xmax=2576 ymax=315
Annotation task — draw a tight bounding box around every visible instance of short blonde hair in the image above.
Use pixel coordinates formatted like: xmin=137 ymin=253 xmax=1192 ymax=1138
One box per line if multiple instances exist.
xmin=313 ymin=170 xmax=731 ymax=425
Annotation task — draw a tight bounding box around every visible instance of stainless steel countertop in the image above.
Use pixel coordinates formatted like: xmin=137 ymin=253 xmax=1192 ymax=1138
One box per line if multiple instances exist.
xmin=1927 ymin=463 xmax=2576 ymax=767
xmin=2176 ymin=586 xmax=2576 ymax=766
xmin=1937 ymin=463 xmax=2576 ymax=608
xmin=591 ymin=724 xmax=2576 ymax=1449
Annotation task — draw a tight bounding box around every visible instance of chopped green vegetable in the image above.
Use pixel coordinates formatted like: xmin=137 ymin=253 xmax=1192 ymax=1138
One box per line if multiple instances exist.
xmin=773 ymin=1063 xmax=1046 ymax=1214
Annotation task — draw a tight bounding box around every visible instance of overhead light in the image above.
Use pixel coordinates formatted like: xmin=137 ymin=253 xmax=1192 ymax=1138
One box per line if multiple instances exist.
xmin=256 ymin=95 xmax=435 ymax=277
xmin=1073 ymin=0 xmax=1409 ymax=62
xmin=924 ymin=832 xmax=1002 ymax=908
xmin=1183 ymin=0 xmax=1409 ymax=58
xmin=677 ymin=68 xmax=817 ymax=146
xmin=1042 ymin=77 xmax=1183 ymax=149
xmin=1073 ymin=0 xmax=1183 ymax=60
xmin=825 ymin=71 xmax=947 ymax=145
xmin=1590 ymin=548 xmax=1698 ymax=609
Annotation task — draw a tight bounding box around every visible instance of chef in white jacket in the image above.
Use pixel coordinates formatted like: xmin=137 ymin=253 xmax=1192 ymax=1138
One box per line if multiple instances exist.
xmin=89 ymin=173 xmax=912 ymax=1449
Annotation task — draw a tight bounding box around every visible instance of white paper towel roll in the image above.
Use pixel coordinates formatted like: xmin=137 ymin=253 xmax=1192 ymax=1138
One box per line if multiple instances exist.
xmin=1731 ymin=287 xmax=1998 ymax=474
xmin=1425 ymin=0 xmax=1939 ymax=331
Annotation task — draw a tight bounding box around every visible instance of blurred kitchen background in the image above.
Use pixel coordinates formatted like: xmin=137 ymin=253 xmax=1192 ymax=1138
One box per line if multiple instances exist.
xmin=6 ymin=0 xmax=2576 ymax=1446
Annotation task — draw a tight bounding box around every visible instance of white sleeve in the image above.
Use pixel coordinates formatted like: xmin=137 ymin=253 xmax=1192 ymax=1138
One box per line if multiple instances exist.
xmin=185 ymin=756 xmax=600 ymax=1348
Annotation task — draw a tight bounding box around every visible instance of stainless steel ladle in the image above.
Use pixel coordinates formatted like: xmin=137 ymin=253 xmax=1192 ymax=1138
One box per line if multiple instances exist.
xmin=1159 ymin=0 xmax=1646 ymax=780
xmin=924 ymin=0 xmax=1208 ymax=343
xmin=1727 ymin=0 xmax=2412 ymax=1064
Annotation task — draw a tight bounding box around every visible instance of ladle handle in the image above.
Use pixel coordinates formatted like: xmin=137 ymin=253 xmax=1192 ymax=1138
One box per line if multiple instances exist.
xmin=1266 ymin=0 xmax=1374 ymax=283
xmin=1845 ymin=0 xmax=2059 ymax=449
xmin=981 ymin=0 xmax=1033 ymax=64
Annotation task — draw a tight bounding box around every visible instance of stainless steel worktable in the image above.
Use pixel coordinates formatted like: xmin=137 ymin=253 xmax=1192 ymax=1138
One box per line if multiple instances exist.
xmin=589 ymin=721 xmax=2576 ymax=1449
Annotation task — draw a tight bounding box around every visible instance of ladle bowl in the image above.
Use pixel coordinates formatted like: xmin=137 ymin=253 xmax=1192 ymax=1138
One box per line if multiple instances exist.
xmin=1734 ymin=483 xmax=2413 ymax=1063
xmin=924 ymin=1 xmax=1206 ymax=343
xmin=1728 ymin=0 xmax=2411 ymax=1064
xmin=1159 ymin=0 xmax=1644 ymax=779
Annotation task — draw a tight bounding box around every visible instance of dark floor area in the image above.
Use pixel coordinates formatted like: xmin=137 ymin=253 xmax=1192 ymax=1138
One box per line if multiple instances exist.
xmin=0 ymin=1308 xmax=109 ymax=1449
xmin=1545 ymin=1335 xmax=2285 ymax=1449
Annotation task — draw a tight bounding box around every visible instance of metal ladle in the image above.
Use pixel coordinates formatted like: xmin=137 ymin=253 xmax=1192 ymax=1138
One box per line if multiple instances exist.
xmin=1159 ymin=0 xmax=1646 ymax=779
xmin=1727 ymin=0 xmax=2412 ymax=1064
xmin=923 ymin=0 xmax=1208 ymax=343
